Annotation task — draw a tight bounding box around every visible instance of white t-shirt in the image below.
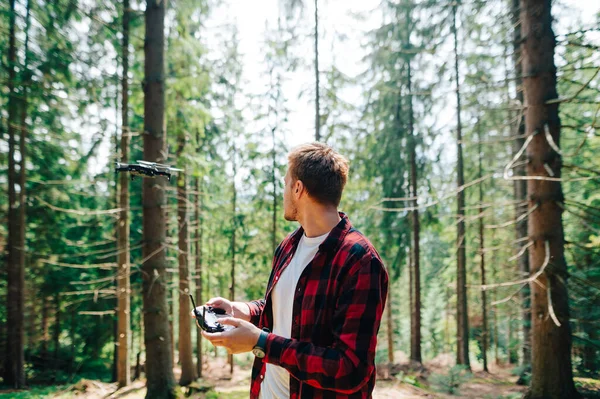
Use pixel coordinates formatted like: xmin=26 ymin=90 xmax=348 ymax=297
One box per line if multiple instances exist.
xmin=259 ymin=231 xmax=330 ymax=399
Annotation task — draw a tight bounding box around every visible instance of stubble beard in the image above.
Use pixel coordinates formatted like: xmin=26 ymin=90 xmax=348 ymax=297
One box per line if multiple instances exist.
xmin=284 ymin=204 xmax=298 ymax=222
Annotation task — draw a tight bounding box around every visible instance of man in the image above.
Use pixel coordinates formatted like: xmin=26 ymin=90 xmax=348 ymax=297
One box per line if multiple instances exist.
xmin=196 ymin=142 xmax=388 ymax=398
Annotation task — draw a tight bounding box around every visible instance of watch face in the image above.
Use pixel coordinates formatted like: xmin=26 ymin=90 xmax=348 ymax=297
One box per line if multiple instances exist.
xmin=252 ymin=347 xmax=265 ymax=358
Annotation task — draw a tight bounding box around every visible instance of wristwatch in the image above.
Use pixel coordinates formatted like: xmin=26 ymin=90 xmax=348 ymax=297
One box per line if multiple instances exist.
xmin=252 ymin=328 xmax=270 ymax=359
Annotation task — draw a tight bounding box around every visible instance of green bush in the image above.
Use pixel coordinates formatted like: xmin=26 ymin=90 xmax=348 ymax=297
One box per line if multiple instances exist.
xmin=429 ymin=365 xmax=472 ymax=395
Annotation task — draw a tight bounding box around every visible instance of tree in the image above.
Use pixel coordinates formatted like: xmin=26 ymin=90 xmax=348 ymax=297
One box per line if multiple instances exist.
xmin=177 ymin=115 xmax=195 ymax=386
xmin=142 ymin=0 xmax=176 ymax=396
xmin=194 ymin=163 xmax=203 ymax=377
xmin=405 ymin=4 xmax=421 ymax=365
xmin=520 ymin=0 xmax=578 ymax=397
xmin=280 ymin=0 xmax=321 ymax=141
xmin=313 ymin=0 xmax=320 ymax=141
xmin=511 ymin=0 xmax=531 ymax=370
xmin=229 ymin=138 xmax=237 ymax=376
xmin=4 ymin=0 xmax=25 ymax=387
xmin=477 ymin=121 xmax=488 ymax=373
xmin=452 ymin=1 xmax=470 ymax=369
xmin=116 ymin=0 xmax=131 ymax=387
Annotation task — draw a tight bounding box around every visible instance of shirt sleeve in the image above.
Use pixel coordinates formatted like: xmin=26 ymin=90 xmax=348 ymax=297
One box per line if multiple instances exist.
xmin=246 ymin=299 xmax=266 ymax=327
xmin=263 ymin=254 xmax=388 ymax=394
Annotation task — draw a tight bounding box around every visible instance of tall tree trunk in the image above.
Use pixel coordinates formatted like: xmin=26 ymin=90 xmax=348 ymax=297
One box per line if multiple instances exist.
xmin=445 ymin=286 xmax=450 ymax=352
xmin=17 ymin=0 xmax=31 ymax=381
xmin=117 ymin=0 xmax=131 ymax=387
xmin=5 ymin=0 xmax=25 ymax=388
xmin=41 ymin=298 xmax=49 ymax=366
xmin=69 ymin=310 xmax=76 ymax=375
xmin=170 ymin=262 xmax=176 ymax=368
xmin=314 ymin=0 xmax=320 ymax=141
xmin=142 ymin=0 xmax=176 ymax=396
xmin=511 ymin=0 xmax=531 ymax=369
xmin=520 ymin=1 xmax=578 ymax=397
xmin=229 ymin=144 xmax=237 ymax=375
xmin=112 ymin=58 xmax=121 ymax=385
xmin=508 ymin=314 xmax=518 ymax=364
xmin=134 ymin=309 xmax=143 ymax=381
xmin=177 ymin=131 xmax=195 ymax=385
xmin=492 ymin=259 xmax=500 ymax=365
xmin=407 ymin=54 xmax=421 ymax=366
xmin=452 ymin=2 xmax=470 ymax=369
xmin=582 ymin=324 xmax=597 ymax=376
xmin=387 ymin=289 xmax=394 ymax=364
xmin=195 ymin=174 xmax=203 ymax=378
xmin=53 ymin=294 xmax=61 ymax=380
xmin=478 ymin=123 xmax=488 ymax=372
xmin=271 ymin=127 xmax=277 ymax=253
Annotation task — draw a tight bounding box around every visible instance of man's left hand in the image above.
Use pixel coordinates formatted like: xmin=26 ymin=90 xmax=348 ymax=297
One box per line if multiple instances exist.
xmin=201 ymin=317 xmax=262 ymax=354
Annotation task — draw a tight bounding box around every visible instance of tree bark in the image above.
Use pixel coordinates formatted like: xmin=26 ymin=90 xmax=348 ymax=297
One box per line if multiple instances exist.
xmin=17 ymin=0 xmax=31 ymax=382
xmin=407 ymin=54 xmax=422 ymax=365
xmin=143 ymin=0 xmax=176 ymax=396
xmin=53 ymin=294 xmax=61 ymax=380
xmin=520 ymin=1 xmax=578 ymax=397
xmin=452 ymin=2 xmax=470 ymax=369
xmin=477 ymin=122 xmax=488 ymax=373
xmin=170 ymin=260 xmax=175 ymax=368
xmin=41 ymin=298 xmax=49 ymax=366
xmin=4 ymin=0 xmax=25 ymax=388
xmin=177 ymin=131 xmax=195 ymax=385
xmin=229 ymin=143 xmax=237 ymax=375
xmin=271 ymin=127 xmax=277 ymax=253
xmin=195 ymin=146 xmax=203 ymax=378
xmin=314 ymin=0 xmax=320 ymax=141
xmin=387 ymin=289 xmax=394 ymax=364
xmin=117 ymin=0 xmax=131 ymax=387
xmin=511 ymin=0 xmax=531 ymax=368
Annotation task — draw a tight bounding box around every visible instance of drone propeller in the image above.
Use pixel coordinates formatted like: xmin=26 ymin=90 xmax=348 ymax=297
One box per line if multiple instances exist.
xmin=137 ymin=160 xmax=159 ymax=166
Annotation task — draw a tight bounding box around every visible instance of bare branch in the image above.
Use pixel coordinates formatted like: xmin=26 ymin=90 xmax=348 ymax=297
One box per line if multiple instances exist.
xmin=40 ymin=259 xmax=116 ymax=269
xmin=372 ymin=174 xmax=492 ymax=212
xmin=35 ymin=196 xmax=126 ymax=216
xmin=78 ymin=311 xmax=116 ymax=316
xmin=485 ymin=204 xmax=538 ymax=229
xmin=508 ymin=241 xmax=534 ymax=262
xmin=547 ymin=283 xmax=561 ymax=327
xmin=479 ymin=240 xmax=550 ymax=291
xmin=491 ymin=284 xmax=527 ymax=306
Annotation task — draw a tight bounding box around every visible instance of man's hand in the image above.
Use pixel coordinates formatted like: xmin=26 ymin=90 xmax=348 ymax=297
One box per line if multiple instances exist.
xmin=201 ymin=318 xmax=262 ymax=354
xmin=195 ymin=297 xmax=251 ymax=322
xmin=204 ymin=297 xmax=234 ymax=315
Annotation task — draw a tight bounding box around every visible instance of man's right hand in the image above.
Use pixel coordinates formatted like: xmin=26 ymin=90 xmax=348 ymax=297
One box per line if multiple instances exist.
xmin=204 ymin=297 xmax=252 ymax=323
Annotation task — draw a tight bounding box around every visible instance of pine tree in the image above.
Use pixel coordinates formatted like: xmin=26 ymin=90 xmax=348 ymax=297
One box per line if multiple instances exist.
xmin=142 ymin=0 xmax=176 ymax=396
xmin=116 ymin=0 xmax=131 ymax=387
xmin=452 ymin=1 xmax=470 ymax=369
xmin=520 ymin=0 xmax=578 ymax=397
xmin=4 ymin=0 xmax=25 ymax=387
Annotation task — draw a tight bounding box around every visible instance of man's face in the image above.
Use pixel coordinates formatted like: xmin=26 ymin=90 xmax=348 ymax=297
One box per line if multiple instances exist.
xmin=283 ymin=168 xmax=298 ymax=221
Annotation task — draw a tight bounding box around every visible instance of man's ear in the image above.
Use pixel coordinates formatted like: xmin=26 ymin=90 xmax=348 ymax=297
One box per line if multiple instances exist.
xmin=294 ymin=180 xmax=303 ymax=196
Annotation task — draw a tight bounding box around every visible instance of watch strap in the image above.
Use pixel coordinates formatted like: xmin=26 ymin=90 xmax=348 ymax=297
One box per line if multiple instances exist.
xmin=255 ymin=328 xmax=269 ymax=351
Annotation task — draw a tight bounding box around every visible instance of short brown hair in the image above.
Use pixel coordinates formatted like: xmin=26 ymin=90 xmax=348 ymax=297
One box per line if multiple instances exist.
xmin=287 ymin=142 xmax=349 ymax=206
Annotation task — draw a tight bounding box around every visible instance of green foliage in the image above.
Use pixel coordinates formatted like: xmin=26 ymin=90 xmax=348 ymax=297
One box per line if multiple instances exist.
xmin=429 ymin=365 xmax=473 ymax=395
xmin=0 ymin=385 xmax=64 ymax=398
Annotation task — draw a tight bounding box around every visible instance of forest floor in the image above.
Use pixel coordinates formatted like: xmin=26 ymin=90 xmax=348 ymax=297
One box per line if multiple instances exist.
xmin=1 ymin=353 xmax=599 ymax=398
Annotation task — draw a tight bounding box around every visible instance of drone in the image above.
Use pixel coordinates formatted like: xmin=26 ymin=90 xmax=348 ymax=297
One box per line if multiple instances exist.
xmin=115 ymin=160 xmax=183 ymax=181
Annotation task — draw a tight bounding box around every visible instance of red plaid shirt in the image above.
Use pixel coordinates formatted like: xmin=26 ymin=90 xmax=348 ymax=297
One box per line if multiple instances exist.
xmin=246 ymin=213 xmax=388 ymax=399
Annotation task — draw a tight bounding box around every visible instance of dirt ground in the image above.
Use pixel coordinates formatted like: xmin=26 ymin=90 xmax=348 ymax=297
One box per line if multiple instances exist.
xmin=40 ymin=356 xmax=528 ymax=399
xmin=3 ymin=355 xmax=598 ymax=398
